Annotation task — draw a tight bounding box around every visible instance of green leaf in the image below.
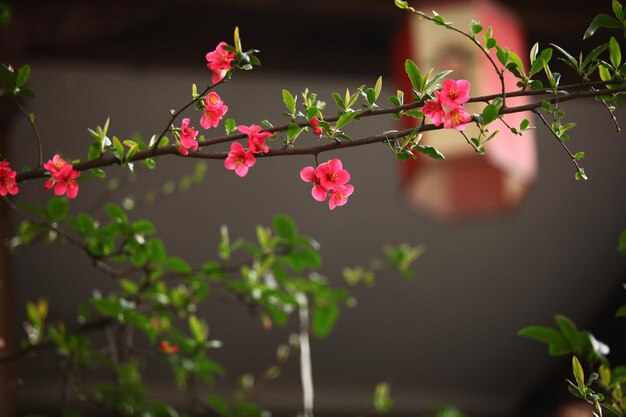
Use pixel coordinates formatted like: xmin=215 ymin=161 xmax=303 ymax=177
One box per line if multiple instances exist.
xmin=372 ymin=381 xmax=394 ymax=414
xmin=518 ymin=325 xmax=570 ymax=355
xmin=424 ymin=70 xmax=453 ymax=92
xmin=282 ymin=89 xmax=296 ymax=116
xmin=287 ymin=248 xmax=322 ymax=272
xmin=554 ymin=315 xmax=581 ymax=350
xmin=403 ymin=109 xmax=423 ymax=119
xmin=47 ymin=197 xmax=68 ymax=221
xmin=415 ymin=145 xmax=444 ymax=160
xmin=205 ymin=395 xmax=231 ymax=416
xmin=470 ymin=20 xmax=483 ymax=35
xmin=312 ymin=305 xmax=340 ymax=338
xmin=394 ymin=0 xmax=409 ymax=9
xmin=224 ymin=118 xmax=236 ymax=135
xmin=404 ymin=59 xmax=422 ymax=91
xmin=572 ymin=356 xmax=585 ymax=391
xmin=189 ymin=315 xmax=208 ymax=342
xmin=105 ymin=204 xmax=128 ymax=224
xmin=374 ymin=76 xmax=383 ymax=101
xmin=18 ymin=87 xmax=36 ymax=99
xmin=287 ymin=123 xmax=303 ymax=142
xmin=520 ymin=119 xmax=530 ymax=130
xmin=584 ymin=14 xmax=620 ymax=39
xmin=332 ymin=92 xmax=345 ymax=109
xmin=618 ymin=229 xmax=626 ymax=254
xmin=335 ymin=111 xmax=358 ymax=130
xmin=15 ymin=65 xmax=30 ymax=88
xmin=573 ymin=152 xmax=585 ymax=161
xmin=164 ymin=256 xmax=191 ymax=274
xmin=273 ymin=214 xmax=297 ymax=242
xmin=610 ymin=36 xmax=622 ymax=68
xmin=131 ymin=220 xmax=156 ymax=235
xmin=233 ymin=26 xmax=242 ymax=54
xmin=481 ymin=103 xmax=500 ymax=125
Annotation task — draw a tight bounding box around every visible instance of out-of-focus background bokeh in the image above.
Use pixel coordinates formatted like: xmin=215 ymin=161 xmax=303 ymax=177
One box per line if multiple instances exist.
xmin=1 ymin=1 xmax=626 ymax=417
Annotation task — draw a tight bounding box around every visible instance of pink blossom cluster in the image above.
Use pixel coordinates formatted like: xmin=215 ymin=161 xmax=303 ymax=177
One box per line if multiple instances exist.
xmin=300 ymin=159 xmax=354 ymax=210
xmin=205 ymin=42 xmax=235 ymax=85
xmin=0 ymin=161 xmax=18 ymax=197
xmin=423 ymin=79 xmax=472 ymax=131
xmin=224 ymin=125 xmax=274 ymax=177
xmin=43 ymin=154 xmax=80 ymax=199
xmin=177 ymin=92 xmax=229 ymax=156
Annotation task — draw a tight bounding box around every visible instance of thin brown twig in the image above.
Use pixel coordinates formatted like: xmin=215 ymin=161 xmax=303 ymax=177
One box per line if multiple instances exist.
xmin=152 ymin=79 xmax=227 ymax=149
xmin=13 ymin=97 xmax=43 ymax=167
xmin=12 ymin=81 xmax=626 ymax=183
xmin=532 ymin=110 xmax=584 ymax=176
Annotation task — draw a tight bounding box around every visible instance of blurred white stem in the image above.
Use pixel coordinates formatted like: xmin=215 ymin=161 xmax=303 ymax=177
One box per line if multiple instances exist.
xmin=296 ymin=293 xmax=314 ymax=417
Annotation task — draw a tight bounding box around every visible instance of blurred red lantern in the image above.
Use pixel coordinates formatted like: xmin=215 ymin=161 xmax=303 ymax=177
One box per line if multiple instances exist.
xmin=394 ymin=0 xmax=537 ymax=220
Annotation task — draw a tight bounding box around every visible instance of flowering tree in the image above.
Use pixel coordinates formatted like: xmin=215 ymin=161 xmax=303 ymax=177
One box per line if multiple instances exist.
xmin=2 ymin=1 xmax=626 ymax=416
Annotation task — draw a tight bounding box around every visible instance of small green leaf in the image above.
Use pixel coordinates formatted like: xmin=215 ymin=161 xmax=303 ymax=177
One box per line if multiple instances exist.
xmin=470 ymin=20 xmax=483 ymax=35
xmin=584 ymin=14 xmax=620 ymax=39
xmin=233 ymin=26 xmax=242 ymax=54
xmin=273 ymin=213 xmax=297 ymax=242
xmin=332 ymin=92 xmax=345 ymax=110
xmin=335 ymin=111 xmax=358 ymax=130
xmin=105 ymin=204 xmax=128 ymax=224
xmin=287 ymin=123 xmax=303 ymax=141
xmin=47 ymin=197 xmax=68 ymax=221
xmin=312 ymin=305 xmax=340 ymax=339
xmin=520 ymin=119 xmax=530 ymax=130
xmin=481 ymin=103 xmax=500 ymax=125
xmin=572 ymin=356 xmax=585 ymax=392
xmin=224 ymin=118 xmax=236 ymax=135
xmin=415 ymin=145 xmax=444 ymax=160
xmin=15 ymin=65 xmax=30 ymax=88
xmin=374 ymin=76 xmax=383 ymax=101
xmin=18 ymin=87 xmax=36 ymax=99
xmin=282 ymin=89 xmax=296 ymax=116
xmin=573 ymin=152 xmax=585 ymax=160
xmin=518 ymin=325 xmax=570 ymax=355
xmin=404 ymin=59 xmax=422 ymax=91
xmin=610 ymin=36 xmax=622 ymax=68
xmin=394 ymin=0 xmax=409 ymax=9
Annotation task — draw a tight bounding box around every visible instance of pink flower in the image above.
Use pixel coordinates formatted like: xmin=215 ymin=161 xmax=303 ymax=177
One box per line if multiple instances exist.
xmin=439 ymin=79 xmax=470 ymax=108
xmin=43 ymin=155 xmax=80 ymax=199
xmin=43 ymin=154 xmax=68 ymax=178
xmin=423 ymin=91 xmax=445 ymax=126
xmin=224 ymin=142 xmax=255 ymax=177
xmin=443 ymin=106 xmax=473 ymax=131
xmin=237 ymin=124 xmax=274 ymax=154
xmin=328 ymin=184 xmax=354 ymax=210
xmin=200 ymin=92 xmax=228 ymax=129
xmin=205 ymin=42 xmax=235 ymax=84
xmin=0 ymin=161 xmax=18 ymax=196
xmin=316 ymin=159 xmax=350 ymax=191
xmin=300 ymin=166 xmax=328 ymax=202
xmin=178 ymin=118 xmax=199 ymax=156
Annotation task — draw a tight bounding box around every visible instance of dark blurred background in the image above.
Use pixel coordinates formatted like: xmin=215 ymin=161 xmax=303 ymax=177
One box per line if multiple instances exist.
xmin=1 ymin=1 xmax=626 ymax=417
